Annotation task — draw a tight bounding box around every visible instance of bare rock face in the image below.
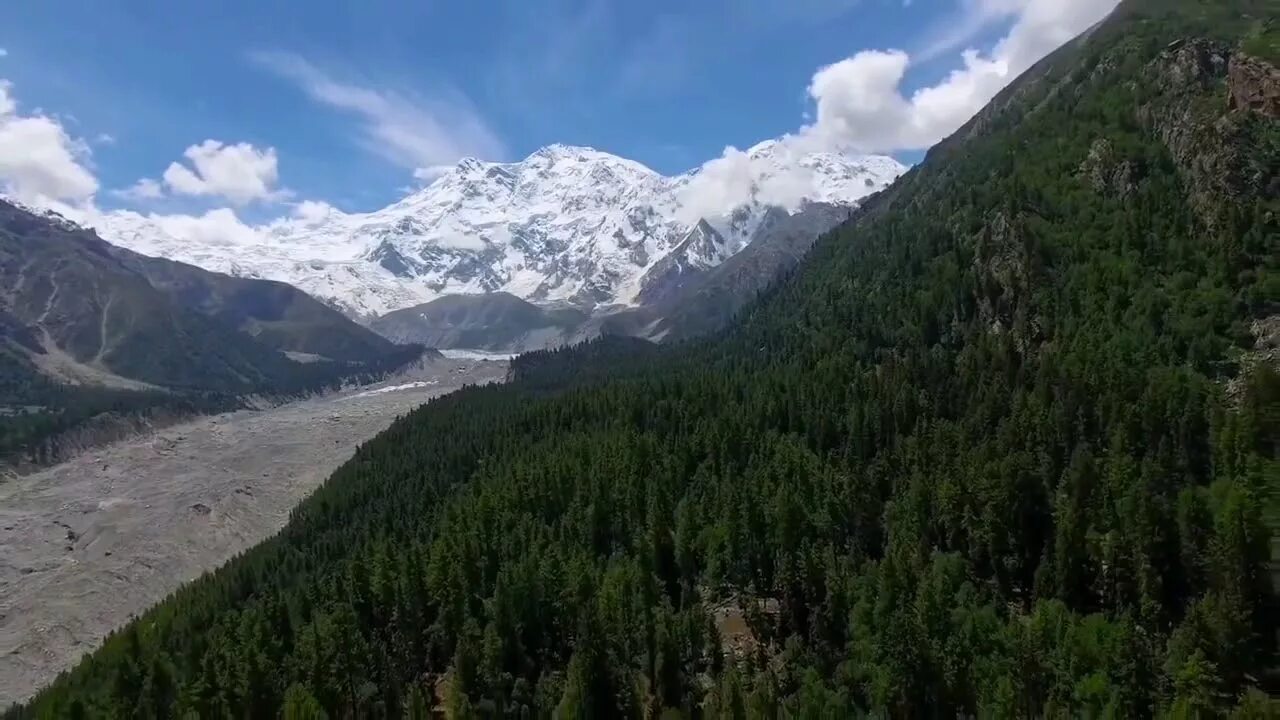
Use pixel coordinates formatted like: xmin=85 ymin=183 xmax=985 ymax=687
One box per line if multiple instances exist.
xmin=1078 ymin=138 xmax=1139 ymax=198
xmin=1152 ymin=38 xmax=1229 ymax=94
xmin=1226 ymin=314 xmax=1280 ymax=405
xmin=1139 ymin=39 xmax=1266 ymax=231
xmin=970 ymin=210 xmax=1036 ymax=346
xmin=1228 ymin=53 xmax=1280 ymax=118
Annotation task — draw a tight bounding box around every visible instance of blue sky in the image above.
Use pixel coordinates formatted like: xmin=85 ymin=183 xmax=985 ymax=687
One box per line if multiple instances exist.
xmin=0 ymin=0 xmax=1117 ymax=220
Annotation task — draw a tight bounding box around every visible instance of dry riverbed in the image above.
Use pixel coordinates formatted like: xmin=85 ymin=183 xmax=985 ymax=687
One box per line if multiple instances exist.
xmin=0 ymin=355 xmax=507 ymax=707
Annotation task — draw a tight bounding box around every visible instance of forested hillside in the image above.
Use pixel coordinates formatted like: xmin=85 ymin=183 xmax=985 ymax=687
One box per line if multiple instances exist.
xmin=10 ymin=0 xmax=1278 ymax=716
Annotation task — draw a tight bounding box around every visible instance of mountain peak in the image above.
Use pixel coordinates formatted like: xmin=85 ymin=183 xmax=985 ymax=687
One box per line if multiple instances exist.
xmin=530 ymin=143 xmax=595 ymax=158
xmin=83 ymin=139 xmax=908 ymax=318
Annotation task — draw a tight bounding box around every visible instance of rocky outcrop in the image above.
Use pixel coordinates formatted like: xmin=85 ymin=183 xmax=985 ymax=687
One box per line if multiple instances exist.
xmin=969 ymin=210 xmax=1042 ymax=351
xmin=1139 ymin=39 xmax=1265 ymax=232
xmin=1226 ymin=314 xmax=1280 ymax=405
xmin=1150 ymin=38 xmax=1229 ymax=94
xmin=1078 ymin=138 xmax=1139 ymax=198
xmin=1228 ymin=52 xmax=1280 ymax=117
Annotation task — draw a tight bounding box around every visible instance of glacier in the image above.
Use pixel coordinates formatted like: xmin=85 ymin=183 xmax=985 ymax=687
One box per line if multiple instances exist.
xmin=81 ymin=140 xmax=906 ymax=320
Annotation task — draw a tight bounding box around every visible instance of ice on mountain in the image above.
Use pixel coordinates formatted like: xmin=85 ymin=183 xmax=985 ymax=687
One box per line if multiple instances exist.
xmin=78 ymin=143 xmax=907 ymax=319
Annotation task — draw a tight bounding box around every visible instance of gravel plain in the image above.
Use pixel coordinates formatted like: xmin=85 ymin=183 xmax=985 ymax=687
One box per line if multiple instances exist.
xmin=0 ymin=356 xmax=507 ymax=707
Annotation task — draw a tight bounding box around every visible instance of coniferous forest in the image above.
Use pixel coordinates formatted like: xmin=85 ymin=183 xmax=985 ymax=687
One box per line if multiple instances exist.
xmin=9 ymin=0 xmax=1279 ymax=716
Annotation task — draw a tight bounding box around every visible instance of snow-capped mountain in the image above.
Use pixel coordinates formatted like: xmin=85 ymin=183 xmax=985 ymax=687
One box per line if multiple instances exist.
xmin=86 ymin=141 xmax=906 ymax=320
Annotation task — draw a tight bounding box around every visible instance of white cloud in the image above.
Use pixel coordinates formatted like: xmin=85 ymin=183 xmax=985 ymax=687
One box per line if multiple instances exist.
xmin=0 ymin=49 xmax=7 ymax=58
xmin=251 ymin=51 xmax=505 ymax=180
xmin=677 ymin=141 xmax=817 ymax=223
xmin=113 ymin=177 xmax=164 ymax=201
xmin=148 ymin=207 xmax=263 ymax=247
xmin=801 ymin=0 xmax=1119 ymax=153
xmin=677 ymin=0 xmax=1118 ymax=219
xmin=44 ymin=201 xmax=265 ymax=260
xmin=291 ymin=199 xmax=336 ymax=225
xmin=0 ymin=77 xmax=314 ymax=257
xmin=915 ymin=0 xmax=1027 ymax=62
xmin=0 ymin=78 xmax=99 ymax=204
xmin=94 ymin=132 xmax=116 ymax=145
xmin=412 ymin=165 xmax=452 ymax=184
xmin=161 ymin=139 xmax=284 ymax=204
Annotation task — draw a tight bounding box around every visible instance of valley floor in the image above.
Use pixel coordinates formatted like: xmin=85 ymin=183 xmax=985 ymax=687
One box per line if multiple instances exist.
xmin=0 ymin=356 xmax=507 ymax=706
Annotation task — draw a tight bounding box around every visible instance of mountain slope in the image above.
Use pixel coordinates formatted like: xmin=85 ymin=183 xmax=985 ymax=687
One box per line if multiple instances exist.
xmin=108 ymin=247 xmax=402 ymax=363
xmin=374 ymin=201 xmax=859 ymax=350
xmin=12 ymin=0 xmax=1277 ymax=717
xmin=84 ymin=143 xmax=906 ymax=319
xmin=640 ymin=201 xmax=856 ymax=342
xmin=371 ymin=292 xmax=590 ymax=352
xmin=0 ymin=199 xmax=422 ymax=465
xmin=0 ymin=201 xmax=296 ymax=393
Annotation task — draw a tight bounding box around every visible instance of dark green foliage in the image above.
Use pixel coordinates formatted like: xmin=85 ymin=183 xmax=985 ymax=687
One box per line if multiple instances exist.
xmin=9 ymin=0 xmax=1279 ymax=717
xmin=507 ymin=335 xmax=661 ymax=390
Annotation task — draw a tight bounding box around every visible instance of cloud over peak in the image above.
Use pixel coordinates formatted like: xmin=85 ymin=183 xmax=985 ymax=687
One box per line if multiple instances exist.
xmin=161 ymin=140 xmax=285 ymax=205
xmin=677 ymin=0 xmax=1119 ymax=220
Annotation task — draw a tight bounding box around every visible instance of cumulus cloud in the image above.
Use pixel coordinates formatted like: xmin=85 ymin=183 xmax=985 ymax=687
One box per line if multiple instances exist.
xmin=42 ymin=201 xmax=265 ymax=262
xmin=0 ymin=78 xmax=99 ymax=204
xmin=112 ymin=177 xmax=164 ymax=202
xmin=677 ymin=141 xmax=818 ymax=223
xmin=678 ymin=0 xmax=1119 ymax=220
xmin=412 ymin=165 xmax=453 ymax=184
xmin=148 ymin=207 xmax=263 ymax=247
xmin=290 ymin=199 xmax=337 ymax=225
xmin=161 ymin=139 xmax=285 ymax=204
xmin=801 ymin=0 xmax=1120 ymax=153
xmin=251 ymin=51 xmax=505 ymax=180
xmin=0 ymin=77 xmax=304 ymax=255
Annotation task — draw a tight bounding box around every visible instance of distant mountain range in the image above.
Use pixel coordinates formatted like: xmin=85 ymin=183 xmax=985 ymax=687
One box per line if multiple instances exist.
xmin=83 ymin=141 xmax=906 ymax=323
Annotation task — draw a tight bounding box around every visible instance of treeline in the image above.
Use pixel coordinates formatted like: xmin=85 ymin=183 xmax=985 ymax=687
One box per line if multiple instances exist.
xmin=10 ymin=0 xmax=1279 ymax=716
